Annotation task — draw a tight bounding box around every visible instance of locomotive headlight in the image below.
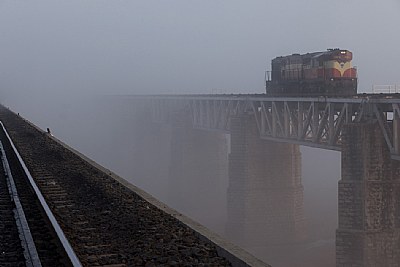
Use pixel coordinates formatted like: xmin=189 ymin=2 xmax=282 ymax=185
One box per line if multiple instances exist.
xmin=341 ymin=51 xmax=346 ymax=54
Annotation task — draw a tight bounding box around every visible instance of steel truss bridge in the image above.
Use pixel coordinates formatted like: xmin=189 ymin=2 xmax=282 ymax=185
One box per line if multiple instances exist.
xmin=133 ymin=94 xmax=400 ymax=160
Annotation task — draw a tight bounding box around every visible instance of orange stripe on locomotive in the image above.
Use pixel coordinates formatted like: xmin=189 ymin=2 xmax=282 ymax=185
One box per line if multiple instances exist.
xmin=324 ymin=67 xmax=357 ymax=79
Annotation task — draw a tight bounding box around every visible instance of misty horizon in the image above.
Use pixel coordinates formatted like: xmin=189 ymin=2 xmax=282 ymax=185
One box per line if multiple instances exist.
xmin=1 ymin=0 xmax=400 ymax=105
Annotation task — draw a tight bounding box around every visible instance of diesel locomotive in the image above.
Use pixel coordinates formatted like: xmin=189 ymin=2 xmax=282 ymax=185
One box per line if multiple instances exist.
xmin=265 ymin=49 xmax=357 ymax=96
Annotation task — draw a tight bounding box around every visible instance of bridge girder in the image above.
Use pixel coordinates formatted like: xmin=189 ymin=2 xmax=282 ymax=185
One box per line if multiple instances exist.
xmin=146 ymin=95 xmax=400 ymax=160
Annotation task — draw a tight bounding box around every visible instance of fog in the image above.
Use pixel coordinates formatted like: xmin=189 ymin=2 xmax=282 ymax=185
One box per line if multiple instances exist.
xmin=1 ymin=0 xmax=400 ymax=100
xmin=0 ymin=0 xmax=399 ymax=266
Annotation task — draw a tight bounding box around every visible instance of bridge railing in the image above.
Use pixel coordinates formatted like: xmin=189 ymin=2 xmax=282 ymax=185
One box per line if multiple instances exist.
xmin=372 ymin=85 xmax=400 ymax=94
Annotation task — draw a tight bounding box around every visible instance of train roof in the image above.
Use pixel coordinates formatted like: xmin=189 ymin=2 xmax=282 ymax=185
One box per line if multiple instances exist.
xmin=271 ymin=49 xmax=352 ymax=62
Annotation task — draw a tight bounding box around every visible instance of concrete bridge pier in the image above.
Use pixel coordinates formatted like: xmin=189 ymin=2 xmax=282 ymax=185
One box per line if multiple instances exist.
xmin=337 ymin=122 xmax=400 ymax=266
xmin=168 ymin=111 xmax=229 ymax=228
xmin=226 ymin=115 xmax=306 ymax=248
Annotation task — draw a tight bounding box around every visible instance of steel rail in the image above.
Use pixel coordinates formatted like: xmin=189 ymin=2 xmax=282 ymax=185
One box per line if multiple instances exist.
xmin=0 ymin=141 xmax=42 ymax=267
xmin=0 ymin=121 xmax=82 ymax=267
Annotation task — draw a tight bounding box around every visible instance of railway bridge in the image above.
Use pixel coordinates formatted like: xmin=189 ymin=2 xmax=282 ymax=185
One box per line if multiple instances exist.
xmin=128 ymin=93 xmax=400 ymax=267
xmin=2 ymin=93 xmax=400 ymax=267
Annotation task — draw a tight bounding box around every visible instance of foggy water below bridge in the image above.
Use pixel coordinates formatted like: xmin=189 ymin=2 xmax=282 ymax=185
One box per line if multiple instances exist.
xmin=7 ymin=95 xmax=340 ymax=266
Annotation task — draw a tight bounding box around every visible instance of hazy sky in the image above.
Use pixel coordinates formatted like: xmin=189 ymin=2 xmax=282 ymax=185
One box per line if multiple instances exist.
xmin=1 ymin=0 xmax=400 ymax=104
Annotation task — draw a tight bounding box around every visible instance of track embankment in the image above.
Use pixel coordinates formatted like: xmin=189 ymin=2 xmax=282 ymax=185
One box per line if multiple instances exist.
xmin=0 ymin=105 xmax=269 ymax=267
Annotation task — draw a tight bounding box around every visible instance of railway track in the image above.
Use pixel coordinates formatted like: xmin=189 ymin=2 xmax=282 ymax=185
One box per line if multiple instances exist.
xmin=0 ymin=144 xmax=26 ymax=267
xmin=0 ymin=123 xmax=75 ymax=266
xmin=0 ymin=106 xmax=232 ymax=266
